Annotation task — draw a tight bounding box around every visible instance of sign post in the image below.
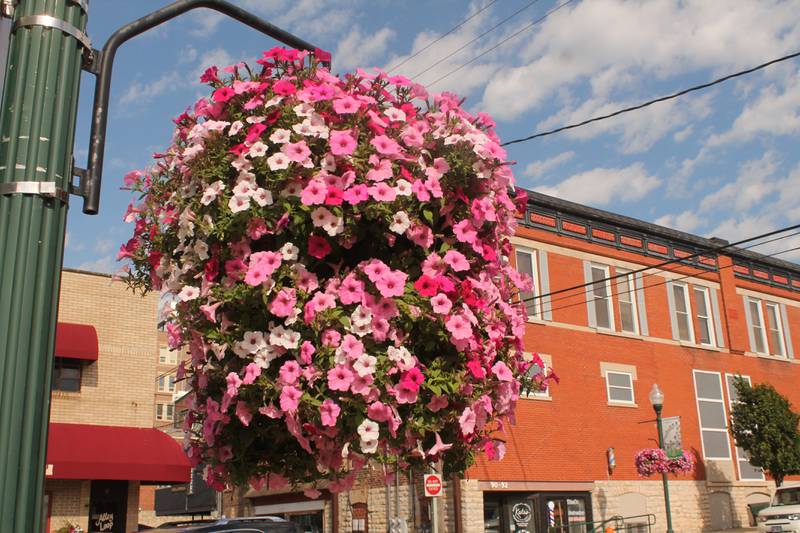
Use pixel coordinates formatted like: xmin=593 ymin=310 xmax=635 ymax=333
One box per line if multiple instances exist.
xmin=424 ymin=473 xmax=442 ymax=533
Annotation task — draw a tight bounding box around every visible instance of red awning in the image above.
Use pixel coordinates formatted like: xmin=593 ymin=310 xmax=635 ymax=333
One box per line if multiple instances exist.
xmin=55 ymin=322 xmax=99 ymax=361
xmin=46 ymin=423 xmax=190 ymax=483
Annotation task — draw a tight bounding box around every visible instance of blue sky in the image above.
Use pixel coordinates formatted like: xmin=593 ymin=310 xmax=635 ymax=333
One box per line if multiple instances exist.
xmin=64 ymin=0 xmax=800 ymax=272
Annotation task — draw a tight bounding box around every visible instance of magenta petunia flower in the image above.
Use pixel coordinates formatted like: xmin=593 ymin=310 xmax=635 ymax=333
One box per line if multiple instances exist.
xmin=329 ymin=130 xmax=357 ymax=156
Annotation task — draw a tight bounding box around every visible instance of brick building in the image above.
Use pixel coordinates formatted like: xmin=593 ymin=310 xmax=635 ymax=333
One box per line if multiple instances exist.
xmin=232 ymin=190 xmax=800 ymax=533
xmin=45 ymin=269 xmax=190 ymax=533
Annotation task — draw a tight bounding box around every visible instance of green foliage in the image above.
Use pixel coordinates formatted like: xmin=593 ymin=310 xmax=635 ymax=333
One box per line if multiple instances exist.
xmin=729 ymin=377 xmax=800 ymax=486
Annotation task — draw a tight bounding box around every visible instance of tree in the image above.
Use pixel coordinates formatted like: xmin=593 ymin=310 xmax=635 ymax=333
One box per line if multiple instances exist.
xmin=729 ymin=377 xmax=800 ymax=486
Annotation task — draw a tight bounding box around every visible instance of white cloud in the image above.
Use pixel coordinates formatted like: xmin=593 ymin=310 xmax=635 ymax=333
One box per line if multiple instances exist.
xmin=699 ymin=151 xmax=780 ymax=212
xmin=673 ymin=125 xmax=693 ymax=143
xmin=334 ymin=27 xmax=395 ymax=72
xmin=523 ymin=151 xmax=575 ymax=179
xmin=653 ymin=210 xmax=704 ymax=233
xmin=707 ymin=69 xmax=800 ymax=146
xmin=192 ymin=48 xmax=236 ymax=82
xmin=93 ymin=239 xmax=114 ymax=255
xmin=535 ymin=163 xmax=660 ymax=206
xmin=119 ymin=72 xmax=182 ymax=106
xmin=189 ymin=10 xmax=224 ymax=37
xmin=77 ymin=255 xmax=117 ymax=274
xmin=481 ymin=0 xmax=800 ymax=120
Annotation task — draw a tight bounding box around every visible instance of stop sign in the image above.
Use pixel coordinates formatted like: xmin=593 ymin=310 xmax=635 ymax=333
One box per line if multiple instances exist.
xmin=424 ymin=473 xmax=442 ymax=497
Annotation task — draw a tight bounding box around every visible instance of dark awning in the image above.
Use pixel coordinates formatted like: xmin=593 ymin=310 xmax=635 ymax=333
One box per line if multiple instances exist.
xmin=55 ymin=322 xmax=99 ymax=361
xmin=46 ymin=423 xmax=190 ymax=483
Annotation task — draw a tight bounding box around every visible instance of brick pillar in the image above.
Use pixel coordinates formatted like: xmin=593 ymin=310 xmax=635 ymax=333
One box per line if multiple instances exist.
xmin=716 ymin=255 xmax=748 ymax=353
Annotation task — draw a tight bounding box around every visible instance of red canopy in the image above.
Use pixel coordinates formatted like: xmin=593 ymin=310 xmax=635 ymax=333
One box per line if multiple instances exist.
xmin=55 ymin=322 xmax=98 ymax=361
xmin=46 ymin=423 xmax=190 ymax=483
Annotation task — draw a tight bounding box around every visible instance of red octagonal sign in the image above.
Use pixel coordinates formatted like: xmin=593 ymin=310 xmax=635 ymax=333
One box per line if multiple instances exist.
xmin=424 ymin=473 xmax=442 ymax=497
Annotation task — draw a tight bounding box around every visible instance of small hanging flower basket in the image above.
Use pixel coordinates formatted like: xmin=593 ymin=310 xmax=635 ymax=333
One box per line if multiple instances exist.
xmin=120 ymin=47 xmax=533 ymax=491
xmin=635 ymin=448 xmax=695 ymax=477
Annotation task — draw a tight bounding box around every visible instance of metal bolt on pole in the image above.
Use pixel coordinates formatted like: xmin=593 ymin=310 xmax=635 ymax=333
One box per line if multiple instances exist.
xmin=0 ymin=0 xmax=88 ymax=531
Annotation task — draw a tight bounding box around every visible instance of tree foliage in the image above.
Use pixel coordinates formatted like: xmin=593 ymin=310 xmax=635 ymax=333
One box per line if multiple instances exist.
xmin=729 ymin=377 xmax=800 ymax=486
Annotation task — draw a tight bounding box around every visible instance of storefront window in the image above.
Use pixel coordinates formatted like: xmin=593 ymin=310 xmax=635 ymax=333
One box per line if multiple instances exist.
xmin=53 ymin=358 xmax=81 ymax=391
xmin=483 ymin=492 xmax=592 ymax=533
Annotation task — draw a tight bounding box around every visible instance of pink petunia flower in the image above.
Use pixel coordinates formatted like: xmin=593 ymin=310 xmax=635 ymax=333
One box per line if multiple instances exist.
xmin=300 ymin=341 xmax=316 ymax=365
xmin=279 ymin=360 xmax=301 ymax=385
xmin=444 ymin=250 xmax=470 ymax=272
xmin=430 ymin=293 xmax=453 ymax=315
xmin=491 ymin=361 xmax=513 ymax=382
xmin=242 ymin=363 xmax=262 ymax=385
xmin=281 ymin=140 xmax=311 ymax=162
xmin=370 ymin=134 xmax=401 ymax=155
xmin=446 ymin=313 xmax=473 ymax=340
xmin=269 ymin=288 xmax=297 ymax=317
xmin=375 ymin=270 xmax=407 ymax=298
xmin=327 ymin=365 xmax=354 ymax=391
xmin=413 ymin=275 xmax=439 ymax=297
xmin=301 ymin=178 xmax=327 ymax=206
xmin=459 ymin=407 xmax=476 ymax=436
xmin=338 ymin=273 xmax=364 ymax=304
xmin=333 ymin=96 xmax=361 ymax=114
xmin=329 ymin=130 xmax=357 ymax=156
xmin=369 ymin=182 xmax=397 ymax=202
xmin=320 ymin=399 xmax=341 ymax=427
xmin=279 ymin=385 xmax=302 ymax=413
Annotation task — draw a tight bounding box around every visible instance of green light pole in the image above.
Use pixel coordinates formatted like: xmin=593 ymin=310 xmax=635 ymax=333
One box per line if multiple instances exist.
xmin=0 ymin=1 xmax=87 ymax=531
xmin=650 ymin=384 xmax=675 ymax=533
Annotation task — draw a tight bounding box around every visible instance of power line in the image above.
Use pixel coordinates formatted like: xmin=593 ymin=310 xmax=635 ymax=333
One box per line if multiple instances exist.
xmin=541 ymin=243 xmax=800 ymax=317
xmin=523 ymin=222 xmax=800 ymax=305
xmin=411 ymin=0 xmax=543 ymax=81
xmin=501 ymin=50 xmax=800 ymax=147
xmin=426 ymin=0 xmax=575 ymax=88
xmin=386 ymin=0 xmax=500 ymax=73
xmin=522 ymin=228 xmax=800 ymax=311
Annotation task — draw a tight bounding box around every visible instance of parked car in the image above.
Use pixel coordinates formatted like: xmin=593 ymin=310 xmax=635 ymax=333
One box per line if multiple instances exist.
xmin=757 ymin=483 xmax=800 ymax=533
xmin=142 ymin=516 xmax=302 ymax=533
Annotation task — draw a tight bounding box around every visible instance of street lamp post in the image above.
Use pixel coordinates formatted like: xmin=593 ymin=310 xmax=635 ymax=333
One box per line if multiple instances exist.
xmin=649 ymin=384 xmax=675 ymax=533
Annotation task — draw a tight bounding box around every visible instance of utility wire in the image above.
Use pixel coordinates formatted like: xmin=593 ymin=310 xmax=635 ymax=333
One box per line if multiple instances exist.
xmin=411 ymin=0 xmax=543 ymax=81
xmin=502 ymin=50 xmax=800 ymax=146
xmin=426 ymin=0 xmax=575 ymax=88
xmin=522 ymin=222 xmax=800 ymax=305
xmin=521 ymin=228 xmax=800 ymax=310
xmin=386 ymin=0 xmax=500 ymax=73
xmin=540 ymin=243 xmax=800 ymax=317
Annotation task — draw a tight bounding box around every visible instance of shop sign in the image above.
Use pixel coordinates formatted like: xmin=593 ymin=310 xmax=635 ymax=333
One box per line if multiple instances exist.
xmin=512 ymin=501 xmax=533 ymax=533
xmin=424 ymin=473 xmax=442 ymax=497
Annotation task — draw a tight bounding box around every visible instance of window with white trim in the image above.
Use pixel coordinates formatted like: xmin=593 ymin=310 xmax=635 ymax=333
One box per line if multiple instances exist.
xmin=746 ymin=297 xmax=789 ymax=357
xmin=693 ymin=286 xmax=715 ymax=346
xmin=604 ymin=371 xmax=635 ymax=405
xmin=725 ymin=374 xmax=764 ymax=480
xmin=747 ymin=297 xmax=768 ymax=354
xmin=168 ymin=375 xmax=175 ymax=392
xmin=515 ymin=248 xmax=540 ymax=319
xmin=616 ymin=269 xmax=639 ymax=334
xmin=692 ymin=370 xmax=732 ymax=460
xmin=671 ymin=283 xmax=695 ymax=343
xmin=157 ymin=376 xmax=166 ymax=392
xmin=590 ymin=264 xmax=614 ymax=330
xmin=765 ymin=302 xmax=787 ymax=357
xmin=522 ymin=352 xmax=552 ymax=399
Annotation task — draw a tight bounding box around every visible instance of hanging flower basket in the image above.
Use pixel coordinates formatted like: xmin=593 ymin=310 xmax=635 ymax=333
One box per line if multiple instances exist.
xmin=120 ymin=47 xmax=535 ymax=491
xmin=635 ymin=448 xmax=695 ymax=477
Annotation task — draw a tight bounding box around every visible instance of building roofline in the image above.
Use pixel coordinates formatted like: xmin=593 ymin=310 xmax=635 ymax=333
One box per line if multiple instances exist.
xmin=62 ymin=267 xmax=113 ymax=279
xmin=523 ymin=188 xmax=800 ymax=275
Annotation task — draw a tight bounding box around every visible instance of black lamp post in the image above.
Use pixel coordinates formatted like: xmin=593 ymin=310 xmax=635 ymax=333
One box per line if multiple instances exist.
xmin=649 ymin=383 xmax=675 ymax=533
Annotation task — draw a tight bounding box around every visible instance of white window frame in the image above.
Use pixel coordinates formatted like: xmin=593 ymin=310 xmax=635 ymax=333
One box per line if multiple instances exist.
xmin=692 ymin=370 xmax=732 ymax=461
xmin=157 ymin=376 xmax=166 ymax=392
xmin=168 ymin=375 xmax=175 ymax=392
xmin=765 ymin=302 xmax=787 ymax=357
xmin=156 ymin=403 xmax=165 ymax=420
xmin=515 ymin=247 xmax=541 ymax=320
xmin=693 ymin=286 xmax=716 ymax=347
xmin=616 ymin=269 xmax=639 ymax=335
xmin=521 ymin=352 xmax=552 ymax=400
xmin=590 ymin=263 xmax=615 ymax=331
xmin=746 ymin=297 xmax=769 ymax=355
xmin=166 ymin=403 xmax=174 ymax=421
xmin=724 ymin=373 xmax=765 ymax=481
xmin=672 ymin=282 xmax=695 ymax=343
xmin=604 ymin=370 xmax=635 ymax=405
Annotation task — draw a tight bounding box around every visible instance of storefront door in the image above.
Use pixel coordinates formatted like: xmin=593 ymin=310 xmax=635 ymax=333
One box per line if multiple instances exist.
xmin=483 ymin=492 xmax=592 ymax=533
xmin=89 ymin=480 xmax=128 ymax=533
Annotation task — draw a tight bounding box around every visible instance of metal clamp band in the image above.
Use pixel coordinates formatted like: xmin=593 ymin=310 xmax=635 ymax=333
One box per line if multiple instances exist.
xmin=0 ymin=181 xmax=69 ymax=203
xmin=13 ymin=15 xmax=92 ymax=52
xmin=69 ymin=0 xmax=89 ymax=14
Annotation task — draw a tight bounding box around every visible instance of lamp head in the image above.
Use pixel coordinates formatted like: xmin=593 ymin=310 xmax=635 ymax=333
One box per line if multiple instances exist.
xmin=649 ymin=383 xmax=664 ymax=408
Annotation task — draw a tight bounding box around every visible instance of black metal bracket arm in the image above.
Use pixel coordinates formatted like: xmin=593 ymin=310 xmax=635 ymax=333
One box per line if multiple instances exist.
xmin=75 ymin=0 xmax=327 ymax=215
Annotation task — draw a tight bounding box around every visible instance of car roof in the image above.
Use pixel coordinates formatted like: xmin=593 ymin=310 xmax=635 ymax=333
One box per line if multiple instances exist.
xmin=146 ymin=517 xmax=298 ymax=532
xmin=776 ymin=483 xmax=800 ymax=490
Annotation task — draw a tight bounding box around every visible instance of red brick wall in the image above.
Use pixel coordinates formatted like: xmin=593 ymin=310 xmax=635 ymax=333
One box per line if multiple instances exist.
xmin=469 ymin=227 xmax=800 ymax=485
